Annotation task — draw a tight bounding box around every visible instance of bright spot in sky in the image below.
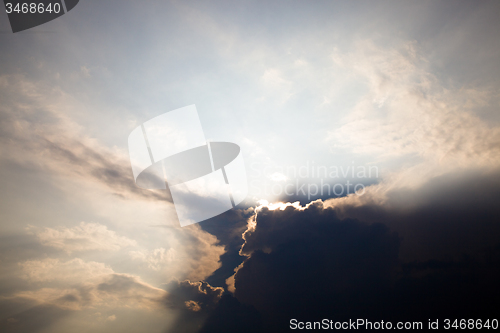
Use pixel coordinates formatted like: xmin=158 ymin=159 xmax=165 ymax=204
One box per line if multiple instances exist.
xmin=269 ymin=172 xmax=287 ymax=182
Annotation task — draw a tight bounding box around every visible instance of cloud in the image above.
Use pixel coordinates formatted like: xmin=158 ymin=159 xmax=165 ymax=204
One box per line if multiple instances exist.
xmin=260 ymin=68 xmax=294 ymax=104
xmin=95 ymin=274 xmax=166 ymax=309
xmin=0 ymin=74 xmax=169 ymax=203
xmin=198 ymin=294 xmax=263 ymax=333
xmin=327 ymin=41 xmax=500 ymax=179
xmin=164 ymin=280 xmax=223 ymax=312
xmin=106 ymin=314 xmax=116 ymax=321
xmin=0 ymin=303 xmax=71 ymax=333
xmin=324 ymin=169 xmax=500 ymax=262
xmin=163 ymin=280 xmax=225 ymax=332
xmin=19 ymin=258 xmax=113 ymax=284
xmin=199 ymin=170 xmax=500 ymax=332
xmin=1 ymin=3 xmax=499 ymax=333
xmin=197 ymin=208 xmax=255 ymax=288
xmin=80 ymin=66 xmax=91 ymax=78
xmin=9 ymin=257 xmax=166 ymax=312
xmin=184 ymin=300 xmax=201 ymax=312
xmin=23 ymin=221 xmax=226 ymax=285
xmin=129 ymin=247 xmax=175 ymax=271
xmin=0 ymin=74 xmax=235 ymax=288
xmin=8 ymin=272 xmax=166 ymax=312
xmin=268 ymin=172 xmax=287 ymax=182
xmin=239 ymin=200 xmax=318 ymax=256
xmin=133 ymin=225 xmax=225 ymax=282
xmin=29 ymin=222 xmax=137 ymax=254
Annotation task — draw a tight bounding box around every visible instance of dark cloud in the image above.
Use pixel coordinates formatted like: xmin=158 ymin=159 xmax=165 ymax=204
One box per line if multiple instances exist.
xmin=163 ymin=280 xmax=224 ymax=333
xmin=332 ymin=169 xmax=500 ymax=262
xmin=198 ymin=170 xmax=500 ymax=332
xmin=163 ymin=279 xmax=263 ymax=333
xmin=164 ymin=280 xmax=223 ymax=312
xmin=198 ymin=294 xmax=263 ymax=333
xmin=233 ymin=202 xmax=401 ymax=331
xmin=199 ymin=207 xmax=254 ymax=288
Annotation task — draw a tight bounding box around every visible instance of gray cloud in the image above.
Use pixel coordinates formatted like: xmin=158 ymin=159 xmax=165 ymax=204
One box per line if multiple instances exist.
xmin=163 ymin=280 xmax=224 ymax=333
xmin=0 ymin=267 xmax=167 ymax=332
xmin=326 ymin=169 xmax=500 ymax=261
xmin=196 ymin=170 xmax=500 ymax=332
xmin=164 ymin=280 xmax=223 ymax=312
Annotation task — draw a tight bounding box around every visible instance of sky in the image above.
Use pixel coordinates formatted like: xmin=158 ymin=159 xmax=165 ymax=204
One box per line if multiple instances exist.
xmin=0 ymin=1 xmax=499 ymax=332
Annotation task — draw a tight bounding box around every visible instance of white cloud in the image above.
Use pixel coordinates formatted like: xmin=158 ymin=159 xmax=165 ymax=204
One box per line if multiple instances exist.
xmin=269 ymin=172 xmax=287 ymax=182
xmin=30 ymin=222 xmax=137 ymax=254
xmin=130 ymin=225 xmax=225 ymax=281
xmin=260 ymin=68 xmax=294 ymax=104
xmin=25 ymin=222 xmax=225 ymax=283
xmin=327 ymin=40 xmax=500 ymax=178
xmin=130 ymin=247 xmax=175 ymax=271
xmin=13 ymin=258 xmax=166 ymax=311
xmin=20 ymin=258 xmax=113 ymax=284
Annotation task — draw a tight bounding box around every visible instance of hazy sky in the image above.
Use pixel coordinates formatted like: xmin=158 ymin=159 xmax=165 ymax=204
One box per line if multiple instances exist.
xmin=1 ymin=1 xmax=500 ymax=332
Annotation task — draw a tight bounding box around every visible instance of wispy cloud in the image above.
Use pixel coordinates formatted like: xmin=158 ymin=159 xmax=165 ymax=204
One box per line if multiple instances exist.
xmin=327 ymin=41 xmax=500 ymax=174
xmin=11 ymin=257 xmax=166 ymax=311
xmin=28 ymin=222 xmax=137 ymax=254
xmin=0 ymin=74 xmax=168 ymax=203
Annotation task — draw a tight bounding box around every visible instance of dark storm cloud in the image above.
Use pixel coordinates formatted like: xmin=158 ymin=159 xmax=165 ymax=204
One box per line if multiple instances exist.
xmin=164 ymin=280 xmax=223 ymax=312
xmin=199 ymin=207 xmax=254 ymax=288
xmin=199 ymin=170 xmax=500 ymax=332
xmin=163 ymin=279 xmax=263 ymax=333
xmin=233 ymin=202 xmax=401 ymax=331
xmin=198 ymin=294 xmax=263 ymax=333
xmin=331 ymin=169 xmax=500 ymax=262
xmin=163 ymin=280 xmax=224 ymax=333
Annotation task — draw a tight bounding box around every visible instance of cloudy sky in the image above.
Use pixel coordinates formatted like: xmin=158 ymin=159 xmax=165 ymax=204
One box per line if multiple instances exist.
xmin=1 ymin=1 xmax=499 ymax=332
